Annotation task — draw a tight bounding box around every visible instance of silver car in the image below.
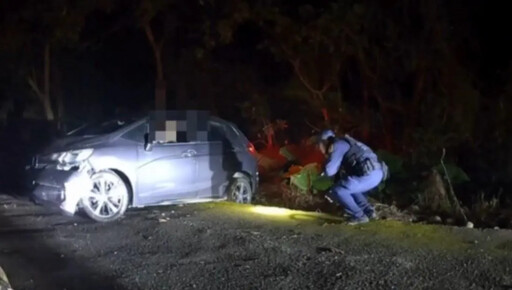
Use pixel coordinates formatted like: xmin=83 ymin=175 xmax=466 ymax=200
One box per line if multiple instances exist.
xmin=26 ymin=114 xmax=259 ymax=222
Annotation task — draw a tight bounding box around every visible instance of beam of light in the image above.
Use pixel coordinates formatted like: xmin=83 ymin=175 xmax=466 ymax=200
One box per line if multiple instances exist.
xmin=250 ymin=205 xmax=293 ymax=217
xmin=247 ymin=204 xmax=346 ymax=224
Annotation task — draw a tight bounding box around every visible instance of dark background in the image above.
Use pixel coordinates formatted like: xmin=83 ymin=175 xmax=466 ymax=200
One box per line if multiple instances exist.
xmin=0 ymin=0 xmax=511 ymax=218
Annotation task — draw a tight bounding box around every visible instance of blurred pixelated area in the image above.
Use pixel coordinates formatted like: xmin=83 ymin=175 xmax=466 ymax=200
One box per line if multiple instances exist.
xmin=149 ymin=110 xmax=210 ymax=143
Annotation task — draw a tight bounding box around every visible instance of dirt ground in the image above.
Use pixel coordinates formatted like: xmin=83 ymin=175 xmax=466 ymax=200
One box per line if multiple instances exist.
xmin=1 ymin=193 xmax=512 ymax=290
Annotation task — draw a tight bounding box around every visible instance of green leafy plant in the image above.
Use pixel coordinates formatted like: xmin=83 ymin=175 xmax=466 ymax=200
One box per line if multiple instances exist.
xmin=289 ymin=163 xmax=319 ymax=192
xmin=312 ymin=175 xmax=334 ymax=192
xmin=376 ymin=149 xmax=406 ymax=178
xmin=434 ymin=163 xmax=470 ymax=185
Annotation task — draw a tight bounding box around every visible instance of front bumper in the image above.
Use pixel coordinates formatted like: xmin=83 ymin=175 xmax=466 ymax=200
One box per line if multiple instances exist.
xmin=29 ymin=166 xmax=93 ymax=215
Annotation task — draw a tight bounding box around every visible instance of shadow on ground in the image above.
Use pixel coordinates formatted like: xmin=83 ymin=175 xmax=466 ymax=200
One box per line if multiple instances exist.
xmin=0 ymin=189 xmax=126 ymax=290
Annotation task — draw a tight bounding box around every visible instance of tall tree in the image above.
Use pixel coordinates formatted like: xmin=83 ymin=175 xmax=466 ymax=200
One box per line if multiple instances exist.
xmin=136 ymin=0 xmax=177 ymax=110
xmin=208 ymin=0 xmax=367 ymax=126
xmin=353 ymin=0 xmax=480 ymax=154
xmin=0 ymin=0 xmax=111 ymax=124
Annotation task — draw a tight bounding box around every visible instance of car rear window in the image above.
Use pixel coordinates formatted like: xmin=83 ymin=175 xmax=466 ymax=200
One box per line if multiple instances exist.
xmin=207 ymin=121 xmax=247 ymax=150
xmin=231 ymin=124 xmax=249 ymax=144
xmin=223 ymin=124 xmax=248 ymax=150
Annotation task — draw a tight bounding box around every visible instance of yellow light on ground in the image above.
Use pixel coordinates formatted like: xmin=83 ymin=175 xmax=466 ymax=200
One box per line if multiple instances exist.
xmin=250 ymin=205 xmax=293 ymax=217
xmin=247 ymin=204 xmax=346 ymax=224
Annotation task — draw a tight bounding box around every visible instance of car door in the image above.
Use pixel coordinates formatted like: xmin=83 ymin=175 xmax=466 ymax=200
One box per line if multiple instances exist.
xmin=136 ymin=138 xmax=198 ymax=206
xmin=195 ymin=121 xmax=229 ymax=198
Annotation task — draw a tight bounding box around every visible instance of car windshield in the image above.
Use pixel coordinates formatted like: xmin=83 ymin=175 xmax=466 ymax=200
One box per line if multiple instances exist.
xmin=66 ymin=118 xmax=138 ymax=137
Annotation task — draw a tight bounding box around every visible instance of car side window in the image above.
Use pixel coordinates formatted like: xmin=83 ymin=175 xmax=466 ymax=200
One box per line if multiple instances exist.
xmin=208 ymin=123 xmax=225 ymax=142
xmin=208 ymin=122 xmax=237 ymax=150
xmin=122 ymin=122 xmax=147 ymax=143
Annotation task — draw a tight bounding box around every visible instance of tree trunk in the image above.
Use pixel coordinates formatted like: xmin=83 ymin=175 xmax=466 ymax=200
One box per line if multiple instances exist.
xmin=28 ymin=43 xmax=55 ymax=121
xmin=154 ymin=49 xmax=166 ymax=110
xmin=321 ymin=107 xmax=330 ymax=126
xmin=402 ymin=71 xmax=425 ymax=150
xmin=56 ymin=84 xmax=64 ymax=131
xmin=266 ymin=131 xmax=274 ymax=149
xmin=155 ymin=79 xmax=166 ymax=110
xmin=381 ymin=107 xmax=393 ymax=152
xmin=52 ymin=63 xmax=65 ymax=131
xmin=262 ymin=119 xmax=274 ymax=149
xmin=362 ymin=88 xmax=370 ymax=140
xmin=43 ymin=43 xmax=54 ymax=120
xmin=144 ymin=23 xmax=166 ymax=110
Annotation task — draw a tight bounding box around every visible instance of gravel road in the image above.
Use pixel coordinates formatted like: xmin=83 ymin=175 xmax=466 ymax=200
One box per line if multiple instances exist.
xmin=1 ymin=193 xmax=512 ymax=290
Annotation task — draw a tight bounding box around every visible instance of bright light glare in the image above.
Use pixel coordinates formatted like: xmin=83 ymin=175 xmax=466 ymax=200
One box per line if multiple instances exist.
xmin=250 ymin=206 xmax=293 ymax=216
xmin=54 ymin=148 xmax=94 ymax=164
xmin=247 ymin=205 xmax=345 ymax=223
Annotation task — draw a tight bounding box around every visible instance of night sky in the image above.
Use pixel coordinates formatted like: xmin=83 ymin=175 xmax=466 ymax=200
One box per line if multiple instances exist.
xmin=0 ymin=1 xmax=511 ymax=122
xmin=73 ymin=2 xmax=510 ymax=108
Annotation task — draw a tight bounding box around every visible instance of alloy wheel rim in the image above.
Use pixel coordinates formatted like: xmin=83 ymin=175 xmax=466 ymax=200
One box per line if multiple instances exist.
xmin=83 ymin=173 xmax=126 ymax=218
xmin=234 ymin=181 xmax=251 ymax=203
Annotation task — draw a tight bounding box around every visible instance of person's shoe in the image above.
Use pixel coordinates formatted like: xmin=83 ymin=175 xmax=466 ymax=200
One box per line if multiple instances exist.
xmin=366 ymin=211 xmax=379 ymax=220
xmin=347 ymin=216 xmax=370 ymax=225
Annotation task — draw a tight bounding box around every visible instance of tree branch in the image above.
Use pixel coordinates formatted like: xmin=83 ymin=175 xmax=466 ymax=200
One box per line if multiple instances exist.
xmin=291 ymin=59 xmax=315 ymax=93
xmin=440 ymin=148 xmax=468 ymax=224
xmin=305 ymin=120 xmax=321 ymax=133
xmin=277 ymin=40 xmax=319 ymax=97
xmin=144 ymin=23 xmax=158 ymax=52
xmin=27 ymin=75 xmax=44 ymax=101
xmin=342 ymin=25 xmax=377 ymax=80
xmin=374 ymin=91 xmax=404 ymax=113
xmin=44 ymin=42 xmax=50 ymax=101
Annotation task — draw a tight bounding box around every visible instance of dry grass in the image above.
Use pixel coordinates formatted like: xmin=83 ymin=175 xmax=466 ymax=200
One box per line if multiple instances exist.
xmin=255 ymin=174 xmax=332 ymax=213
xmin=467 ymin=191 xmax=503 ymax=227
xmin=280 ymin=181 xmax=324 ymax=210
xmin=417 ymin=169 xmax=453 ymax=215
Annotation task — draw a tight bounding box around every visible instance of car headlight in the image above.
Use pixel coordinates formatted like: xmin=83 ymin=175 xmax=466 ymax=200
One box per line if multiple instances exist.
xmin=56 ymin=149 xmax=94 ymax=164
xmin=50 ymin=153 xmax=62 ymax=161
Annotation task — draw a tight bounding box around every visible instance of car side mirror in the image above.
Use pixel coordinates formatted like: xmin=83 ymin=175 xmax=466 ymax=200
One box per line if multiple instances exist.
xmin=144 ymin=133 xmax=153 ymax=151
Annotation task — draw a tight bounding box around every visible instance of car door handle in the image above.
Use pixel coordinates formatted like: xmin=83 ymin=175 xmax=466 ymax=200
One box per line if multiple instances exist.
xmin=181 ymin=149 xmax=197 ymax=158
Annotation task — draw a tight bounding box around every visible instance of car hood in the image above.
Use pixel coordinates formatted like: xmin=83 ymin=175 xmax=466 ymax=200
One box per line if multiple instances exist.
xmin=41 ymin=135 xmax=108 ymax=154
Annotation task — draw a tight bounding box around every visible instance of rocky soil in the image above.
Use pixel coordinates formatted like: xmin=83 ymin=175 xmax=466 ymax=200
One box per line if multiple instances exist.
xmin=1 ymin=193 xmax=512 ymax=290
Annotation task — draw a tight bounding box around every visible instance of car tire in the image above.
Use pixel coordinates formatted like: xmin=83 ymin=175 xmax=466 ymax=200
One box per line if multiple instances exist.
xmin=227 ymin=175 xmax=253 ymax=204
xmin=81 ymin=170 xmax=130 ymax=222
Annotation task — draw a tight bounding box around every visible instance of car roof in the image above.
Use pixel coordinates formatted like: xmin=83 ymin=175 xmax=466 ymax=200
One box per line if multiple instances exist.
xmin=134 ymin=114 xmax=232 ymax=126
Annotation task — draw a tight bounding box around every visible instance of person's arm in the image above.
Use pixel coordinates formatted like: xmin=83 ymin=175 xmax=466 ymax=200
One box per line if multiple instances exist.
xmin=324 ymin=140 xmax=349 ymax=177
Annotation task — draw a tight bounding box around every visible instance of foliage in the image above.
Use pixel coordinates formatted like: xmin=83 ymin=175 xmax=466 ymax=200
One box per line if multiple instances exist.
xmin=252 ymin=1 xmax=359 ymax=104
xmin=467 ymin=191 xmax=503 ymax=227
xmin=0 ymin=0 xmax=112 ymax=121
xmin=311 ymin=175 xmax=334 ymax=192
xmin=289 ymin=163 xmax=320 ymax=192
xmin=0 ymin=0 xmax=110 ymax=50
xmin=209 ymin=0 xmax=366 ymax=123
xmin=376 ymin=150 xmax=406 ymax=179
xmin=434 ymin=163 xmax=470 ymax=185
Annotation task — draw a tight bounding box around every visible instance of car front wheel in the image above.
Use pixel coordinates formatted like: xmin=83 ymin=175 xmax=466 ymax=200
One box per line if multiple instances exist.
xmin=228 ymin=175 xmax=253 ymax=204
xmin=81 ymin=170 xmax=130 ymax=222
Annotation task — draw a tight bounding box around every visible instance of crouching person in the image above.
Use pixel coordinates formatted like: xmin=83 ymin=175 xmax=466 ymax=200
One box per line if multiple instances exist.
xmin=318 ymin=129 xmax=388 ymax=225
